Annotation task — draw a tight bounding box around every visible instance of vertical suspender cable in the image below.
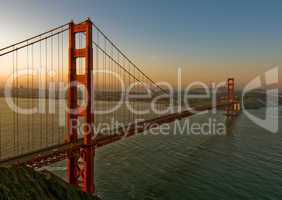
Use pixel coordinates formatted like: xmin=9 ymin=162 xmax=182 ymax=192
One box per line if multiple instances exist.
xmin=51 ymin=33 xmax=54 ymax=144
xmin=57 ymin=33 xmax=60 ymax=144
xmin=62 ymin=31 xmax=65 ymax=141
xmin=0 ymin=105 xmax=1 ymax=159
xmin=16 ymin=50 xmax=19 ymax=155
xmin=31 ymin=44 xmax=34 ymax=149
xmin=103 ymin=40 xmax=106 ymax=124
xmin=96 ymin=31 xmax=100 ymax=125
xmin=111 ymin=45 xmax=114 ymax=126
xmin=122 ymin=57 xmax=125 ymax=126
xmin=45 ymin=39 xmax=48 ymax=146
xmin=40 ymin=39 xmax=43 ymax=147
xmin=27 ymin=42 xmax=30 ymax=151
xmin=12 ymin=48 xmax=15 ymax=155
xmin=117 ymin=51 xmax=120 ymax=126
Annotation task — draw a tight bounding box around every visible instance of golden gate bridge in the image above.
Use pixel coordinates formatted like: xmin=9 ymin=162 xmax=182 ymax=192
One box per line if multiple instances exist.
xmin=0 ymin=19 xmax=240 ymax=194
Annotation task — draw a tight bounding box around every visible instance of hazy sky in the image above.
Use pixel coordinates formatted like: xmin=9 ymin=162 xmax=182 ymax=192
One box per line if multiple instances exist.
xmin=0 ymin=0 xmax=281 ymax=88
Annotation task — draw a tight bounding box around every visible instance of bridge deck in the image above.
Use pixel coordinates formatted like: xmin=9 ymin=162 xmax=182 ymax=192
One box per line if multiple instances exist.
xmin=0 ymin=104 xmax=226 ymax=168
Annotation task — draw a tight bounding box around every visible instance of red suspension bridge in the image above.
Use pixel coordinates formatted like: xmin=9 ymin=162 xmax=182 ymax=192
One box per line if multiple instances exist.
xmin=0 ymin=19 xmax=240 ymax=194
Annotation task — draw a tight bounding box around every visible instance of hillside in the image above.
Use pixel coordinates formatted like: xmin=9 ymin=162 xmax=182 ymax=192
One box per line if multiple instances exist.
xmin=0 ymin=167 xmax=100 ymax=200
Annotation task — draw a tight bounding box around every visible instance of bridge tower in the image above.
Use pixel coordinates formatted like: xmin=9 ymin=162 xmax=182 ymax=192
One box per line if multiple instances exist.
xmin=225 ymin=78 xmax=240 ymax=116
xmin=67 ymin=19 xmax=95 ymax=193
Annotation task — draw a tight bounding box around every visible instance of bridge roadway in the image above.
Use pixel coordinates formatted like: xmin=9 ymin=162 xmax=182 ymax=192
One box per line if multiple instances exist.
xmin=0 ymin=103 xmax=226 ymax=168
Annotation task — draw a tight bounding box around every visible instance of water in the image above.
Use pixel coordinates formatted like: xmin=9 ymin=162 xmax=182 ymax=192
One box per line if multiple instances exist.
xmin=47 ymin=106 xmax=282 ymax=199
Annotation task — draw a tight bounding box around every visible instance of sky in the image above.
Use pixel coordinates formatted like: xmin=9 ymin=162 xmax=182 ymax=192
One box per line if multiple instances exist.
xmin=0 ymin=0 xmax=281 ymax=89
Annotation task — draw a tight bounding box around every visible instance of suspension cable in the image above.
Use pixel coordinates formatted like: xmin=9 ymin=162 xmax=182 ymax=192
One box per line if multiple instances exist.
xmin=92 ymin=23 xmax=168 ymax=94
xmin=0 ymin=28 xmax=69 ymax=57
xmin=0 ymin=23 xmax=69 ymax=52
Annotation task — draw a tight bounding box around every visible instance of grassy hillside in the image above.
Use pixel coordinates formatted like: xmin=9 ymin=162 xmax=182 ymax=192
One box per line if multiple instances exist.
xmin=0 ymin=167 xmax=100 ymax=200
